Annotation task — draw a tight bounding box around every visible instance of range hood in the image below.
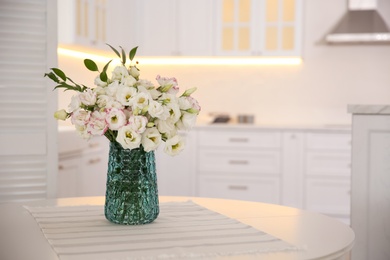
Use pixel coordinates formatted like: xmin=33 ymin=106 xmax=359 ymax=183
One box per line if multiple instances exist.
xmin=326 ymin=0 xmax=390 ymax=43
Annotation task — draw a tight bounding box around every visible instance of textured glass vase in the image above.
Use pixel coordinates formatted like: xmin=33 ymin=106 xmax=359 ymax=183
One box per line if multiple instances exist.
xmin=104 ymin=141 xmax=159 ymax=225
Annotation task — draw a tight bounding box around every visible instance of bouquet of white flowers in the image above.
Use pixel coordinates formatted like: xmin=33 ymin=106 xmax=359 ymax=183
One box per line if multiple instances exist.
xmin=45 ymin=45 xmax=200 ymax=156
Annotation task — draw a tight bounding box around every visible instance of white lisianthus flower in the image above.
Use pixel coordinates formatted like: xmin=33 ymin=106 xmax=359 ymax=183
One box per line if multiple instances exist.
xmin=141 ymin=127 xmax=161 ymax=152
xmin=131 ymin=92 xmax=150 ymax=110
xmin=187 ymin=96 xmax=201 ymax=112
xmin=79 ymin=89 xmax=97 ymax=106
xmin=129 ymin=66 xmax=140 ymax=79
xmin=71 ymin=109 xmax=91 ymax=126
xmin=137 ymin=79 xmax=154 ymax=89
xmin=75 ymin=124 xmax=92 ymax=140
xmin=111 ymin=66 xmax=129 ymax=81
xmin=148 ymin=100 xmax=167 ymax=119
xmin=54 ymin=109 xmax=68 ymax=121
xmin=178 ymin=96 xmax=192 ymax=110
xmin=116 ymin=85 xmax=137 ymax=106
xmin=87 ymin=111 xmax=107 ymax=135
xmin=164 ymin=135 xmax=185 ymax=156
xmin=138 ymin=84 xmax=161 ymax=100
xmin=122 ymin=75 xmax=137 ymax=87
xmin=166 ymin=102 xmax=181 ymax=123
xmin=107 ymin=100 xmax=124 ymax=109
xmin=128 ymin=115 xmax=148 ymax=133
xmin=116 ymin=125 xmax=141 ymax=149
xmin=96 ymin=95 xmax=112 ymax=109
xmin=176 ymin=112 xmax=197 ymax=130
xmin=105 ymin=108 xmax=127 ymax=130
xmin=94 ymin=75 xmax=108 ymax=87
xmin=68 ymin=95 xmax=81 ymax=112
xmin=105 ymin=81 xmax=120 ymax=97
xmin=93 ymin=86 xmax=106 ymax=95
xmin=156 ymin=118 xmax=176 ymax=137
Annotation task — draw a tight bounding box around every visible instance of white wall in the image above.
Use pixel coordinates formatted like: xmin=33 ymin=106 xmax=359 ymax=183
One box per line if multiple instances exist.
xmin=58 ymin=0 xmax=390 ymax=127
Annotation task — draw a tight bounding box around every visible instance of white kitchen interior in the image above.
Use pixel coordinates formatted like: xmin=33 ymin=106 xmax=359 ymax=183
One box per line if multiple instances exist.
xmin=1 ymin=0 xmax=390 ymax=259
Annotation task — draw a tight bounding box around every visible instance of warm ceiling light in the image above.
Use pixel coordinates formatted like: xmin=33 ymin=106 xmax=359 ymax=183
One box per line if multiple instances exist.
xmin=58 ymin=47 xmax=302 ymax=66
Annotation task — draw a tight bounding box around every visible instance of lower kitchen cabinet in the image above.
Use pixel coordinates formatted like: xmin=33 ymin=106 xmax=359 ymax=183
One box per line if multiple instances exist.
xmin=58 ymin=130 xmax=109 ymax=198
xmin=193 ymin=126 xmax=352 ymax=224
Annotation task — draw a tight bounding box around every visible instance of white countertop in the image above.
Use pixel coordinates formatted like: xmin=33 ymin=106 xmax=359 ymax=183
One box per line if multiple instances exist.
xmin=347 ymin=104 xmax=390 ymax=115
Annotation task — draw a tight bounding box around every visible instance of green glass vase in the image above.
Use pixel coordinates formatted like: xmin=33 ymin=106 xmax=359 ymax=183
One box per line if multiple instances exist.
xmin=104 ymin=141 xmax=159 ymax=225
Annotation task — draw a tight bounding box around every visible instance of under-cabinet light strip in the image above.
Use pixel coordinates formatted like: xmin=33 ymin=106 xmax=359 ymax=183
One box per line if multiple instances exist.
xmin=58 ymin=47 xmax=302 ymax=66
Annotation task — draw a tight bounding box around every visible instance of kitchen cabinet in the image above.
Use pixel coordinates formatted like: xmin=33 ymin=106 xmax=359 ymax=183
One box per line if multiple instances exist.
xmin=136 ymin=0 xmax=213 ymax=56
xmin=58 ymin=129 xmax=109 ymax=198
xmin=215 ymin=0 xmax=303 ymax=56
xmin=155 ymin=132 xmax=197 ymax=196
xmin=193 ymin=125 xmax=351 ymax=224
xmin=196 ymin=128 xmax=282 ymax=204
xmin=58 ymin=0 xmax=131 ymax=49
xmin=348 ymin=105 xmax=390 ymax=260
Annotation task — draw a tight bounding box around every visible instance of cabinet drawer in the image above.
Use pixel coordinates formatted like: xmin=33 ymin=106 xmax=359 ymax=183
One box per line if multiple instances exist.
xmin=306 ymin=133 xmax=351 ymax=150
xmin=198 ymin=149 xmax=281 ymax=175
xmin=198 ymin=130 xmax=281 ymax=148
xmin=305 ymin=151 xmax=351 ymax=177
xmin=198 ymin=176 xmax=280 ymax=204
xmin=305 ymin=179 xmax=351 ymax=216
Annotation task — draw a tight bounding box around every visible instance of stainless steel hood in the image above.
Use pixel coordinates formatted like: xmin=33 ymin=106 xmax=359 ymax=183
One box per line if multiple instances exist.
xmin=326 ymin=0 xmax=390 ymax=43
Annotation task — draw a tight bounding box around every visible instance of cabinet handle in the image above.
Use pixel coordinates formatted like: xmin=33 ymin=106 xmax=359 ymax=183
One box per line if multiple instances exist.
xmin=58 ymin=165 xmax=64 ymax=170
xmin=229 ymin=137 xmax=249 ymax=143
xmin=89 ymin=142 xmax=100 ymax=148
xmin=88 ymin=158 xmax=101 ymax=164
xmin=228 ymin=160 xmax=249 ymax=165
xmin=228 ymin=185 xmax=248 ymax=191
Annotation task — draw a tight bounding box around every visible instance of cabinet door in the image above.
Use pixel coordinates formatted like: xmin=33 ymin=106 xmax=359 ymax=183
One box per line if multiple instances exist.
xmin=259 ymin=0 xmax=302 ymax=56
xmin=198 ymin=176 xmax=280 ymax=204
xmin=155 ymin=132 xmax=195 ymax=196
xmin=58 ymin=0 xmax=108 ymax=49
xmin=79 ymin=151 xmax=108 ymax=196
xmin=137 ymin=0 xmax=177 ymax=56
xmin=177 ymin=1 xmax=214 ymax=56
xmin=215 ymin=0 xmax=302 ymax=56
xmin=57 ymin=156 xmax=81 ymax=198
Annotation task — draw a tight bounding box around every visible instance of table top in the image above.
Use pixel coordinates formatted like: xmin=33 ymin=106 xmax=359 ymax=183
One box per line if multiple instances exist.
xmin=0 ymin=196 xmax=354 ymax=260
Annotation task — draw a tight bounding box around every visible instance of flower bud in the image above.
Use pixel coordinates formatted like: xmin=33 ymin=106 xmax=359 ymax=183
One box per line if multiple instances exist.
xmin=54 ymin=109 xmax=69 ymax=120
xmin=129 ymin=66 xmax=140 ymax=78
xmin=181 ymin=87 xmax=197 ymax=97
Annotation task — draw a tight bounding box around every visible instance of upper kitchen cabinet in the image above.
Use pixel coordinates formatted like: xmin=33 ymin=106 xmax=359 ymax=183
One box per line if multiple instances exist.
xmin=135 ymin=0 xmax=214 ymax=56
xmin=58 ymin=0 xmax=133 ymax=50
xmin=216 ymin=0 xmax=302 ymax=56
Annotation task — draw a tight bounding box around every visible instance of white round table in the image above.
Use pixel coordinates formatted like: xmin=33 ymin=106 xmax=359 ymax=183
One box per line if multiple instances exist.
xmin=0 ymin=196 xmax=354 ymax=260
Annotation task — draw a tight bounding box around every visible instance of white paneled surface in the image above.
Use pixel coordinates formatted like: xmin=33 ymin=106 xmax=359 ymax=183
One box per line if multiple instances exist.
xmin=350 ymin=113 xmax=390 ymax=260
xmin=0 ymin=0 xmax=58 ymax=203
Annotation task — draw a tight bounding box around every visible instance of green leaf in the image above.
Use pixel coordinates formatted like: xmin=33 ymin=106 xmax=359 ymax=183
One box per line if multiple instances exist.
xmin=100 ymin=71 xmax=108 ymax=82
xmin=44 ymin=72 xmax=60 ymax=83
xmin=84 ymin=59 xmax=99 ymax=71
xmin=51 ymin=68 xmax=66 ymax=81
xmin=120 ymin=46 xmax=126 ymax=65
xmin=129 ymin=46 xmax=138 ymax=61
xmin=102 ymin=60 xmax=112 ymax=73
xmin=106 ymin=43 xmax=121 ymax=58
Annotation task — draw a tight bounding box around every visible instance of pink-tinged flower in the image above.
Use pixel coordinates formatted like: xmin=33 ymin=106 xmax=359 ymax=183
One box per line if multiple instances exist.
xmin=116 ymin=125 xmax=141 ymax=149
xmin=71 ymin=109 xmax=91 ymax=126
xmin=156 ymin=75 xmax=179 ymax=94
xmin=87 ymin=111 xmax=108 ymax=136
xmin=105 ymin=108 xmax=126 ymax=130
